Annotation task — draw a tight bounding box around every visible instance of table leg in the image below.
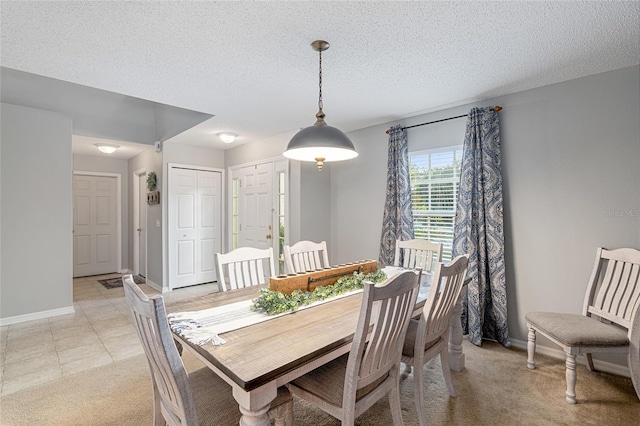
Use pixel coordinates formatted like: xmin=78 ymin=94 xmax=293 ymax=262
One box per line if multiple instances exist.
xmin=233 ymin=385 xmax=275 ymax=426
xmin=448 ymin=296 xmax=465 ymax=372
xmin=238 ymin=405 xmax=270 ymax=426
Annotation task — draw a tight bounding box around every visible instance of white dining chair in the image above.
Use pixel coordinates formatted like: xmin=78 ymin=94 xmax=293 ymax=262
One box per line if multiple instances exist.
xmin=215 ymin=246 xmax=275 ymax=291
xmin=401 ymin=255 xmax=469 ymax=426
xmin=287 ymin=269 xmax=421 ymax=425
xmin=283 ymin=240 xmax=330 ymax=274
xmin=526 ymin=247 xmax=640 ymax=404
xmin=394 ymin=239 xmax=442 ymax=273
xmin=122 ymin=274 xmax=293 ymax=425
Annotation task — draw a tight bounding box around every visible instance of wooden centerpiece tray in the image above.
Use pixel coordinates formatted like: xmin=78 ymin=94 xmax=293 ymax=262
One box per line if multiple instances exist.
xmin=269 ymin=260 xmax=378 ymax=294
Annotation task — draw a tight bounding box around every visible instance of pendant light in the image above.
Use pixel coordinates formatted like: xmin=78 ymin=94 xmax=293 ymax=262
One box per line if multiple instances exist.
xmin=283 ymin=40 xmax=358 ymax=171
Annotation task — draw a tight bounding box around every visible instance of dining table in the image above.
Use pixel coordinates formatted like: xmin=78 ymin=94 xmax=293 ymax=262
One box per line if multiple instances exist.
xmin=166 ymin=266 xmax=467 ymax=426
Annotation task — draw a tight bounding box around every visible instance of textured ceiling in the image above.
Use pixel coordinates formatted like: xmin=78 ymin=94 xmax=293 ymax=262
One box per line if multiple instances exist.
xmin=1 ymin=1 xmax=639 ymax=150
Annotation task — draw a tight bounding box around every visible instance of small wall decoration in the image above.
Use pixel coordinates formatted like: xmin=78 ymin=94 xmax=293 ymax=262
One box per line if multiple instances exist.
xmin=146 ymin=172 xmax=157 ymax=192
xmin=146 ymin=172 xmax=160 ymax=205
xmin=147 ymin=191 xmax=160 ymax=205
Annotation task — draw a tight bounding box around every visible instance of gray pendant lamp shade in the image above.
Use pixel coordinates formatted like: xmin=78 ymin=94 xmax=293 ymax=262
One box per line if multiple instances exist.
xmin=283 ymin=40 xmax=358 ymax=170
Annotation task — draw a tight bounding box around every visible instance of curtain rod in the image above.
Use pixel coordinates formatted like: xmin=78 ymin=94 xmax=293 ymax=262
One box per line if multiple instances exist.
xmin=385 ymin=106 xmax=502 ymax=134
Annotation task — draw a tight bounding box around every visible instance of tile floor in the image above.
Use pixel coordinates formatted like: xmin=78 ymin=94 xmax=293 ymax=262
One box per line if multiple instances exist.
xmin=0 ymin=273 xmax=217 ymax=396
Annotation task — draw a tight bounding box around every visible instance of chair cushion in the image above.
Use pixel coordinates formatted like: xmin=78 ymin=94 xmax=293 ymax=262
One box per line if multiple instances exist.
xmin=402 ymin=319 xmax=441 ymax=357
xmin=189 ymin=367 xmax=291 ymax=425
xmin=290 ymin=353 xmax=387 ymax=407
xmin=525 ymin=312 xmax=629 ymax=347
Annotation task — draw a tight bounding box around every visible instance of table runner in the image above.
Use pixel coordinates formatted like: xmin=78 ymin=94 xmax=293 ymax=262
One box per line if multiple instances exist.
xmin=168 ymin=288 xmax=364 ymax=345
xmin=168 ymin=266 xmax=411 ymax=346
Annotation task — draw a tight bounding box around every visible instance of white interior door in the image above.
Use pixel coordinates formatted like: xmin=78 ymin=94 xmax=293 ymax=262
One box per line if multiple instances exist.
xmin=137 ymin=172 xmax=147 ymax=277
xmin=169 ymin=166 xmax=222 ymax=289
xmin=197 ymin=171 xmax=221 ymax=283
xmin=73 ymin=175 xmax=118 ymax=277
xmin=238 ymin=163 xmax=273 ymax=250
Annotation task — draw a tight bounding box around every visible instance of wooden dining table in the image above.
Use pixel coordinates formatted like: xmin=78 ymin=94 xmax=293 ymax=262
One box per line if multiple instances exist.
xmin=167 ymin=268 xmax=466 ymax=426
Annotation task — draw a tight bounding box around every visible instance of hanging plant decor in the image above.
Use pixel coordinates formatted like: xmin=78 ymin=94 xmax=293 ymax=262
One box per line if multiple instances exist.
xmin=146 ymin=172 xmax=160 ymax=205
xmin=146 ymin=172 xmax=157 ymax=192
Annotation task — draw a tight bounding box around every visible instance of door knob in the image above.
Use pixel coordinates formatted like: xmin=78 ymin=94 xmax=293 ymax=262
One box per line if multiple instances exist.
xmin=266 ymin=234 xmax=272 ymax=240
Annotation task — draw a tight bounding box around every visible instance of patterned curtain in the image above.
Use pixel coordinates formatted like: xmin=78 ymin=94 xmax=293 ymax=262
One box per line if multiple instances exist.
xmin=452 ymin=107 xmax=510 ymax=347
xmin=379 ymin=125 xmax=414 ymax=266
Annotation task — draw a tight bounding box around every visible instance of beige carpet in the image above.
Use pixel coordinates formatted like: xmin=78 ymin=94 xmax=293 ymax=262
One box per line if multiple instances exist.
xmin=1 ymin=341 xmax=638 ymax=425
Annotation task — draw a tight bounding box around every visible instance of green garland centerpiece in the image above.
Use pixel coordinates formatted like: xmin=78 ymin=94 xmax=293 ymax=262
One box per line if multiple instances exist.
xmin=251 ymin=269 xmax=387 ymax=315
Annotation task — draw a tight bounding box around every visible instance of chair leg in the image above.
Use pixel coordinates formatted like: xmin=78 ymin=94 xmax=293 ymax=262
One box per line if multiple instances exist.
xmin=389 ymin=379 xmax=405 ymax=426
xmin=526 ymin=326 xmax=536 ymax=370
xmin=440 ymin=348 xmax=456 ymax=397
xmin=412 ymin=359 xmax=427 ymax=426
xmin=565 ymin=352 xmax=577 ymax=404
xmin=629 ymin=347 xmax=640 ymax=400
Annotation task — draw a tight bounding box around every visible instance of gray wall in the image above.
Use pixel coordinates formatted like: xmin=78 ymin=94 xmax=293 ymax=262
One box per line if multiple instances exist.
xmin=1 ymin=103 xmax=73 ymax=319
xmin=163 ymin=142 xmax=225 ymax=169
xmin=331 ymin=66 xmax=640 ymax=355
xmin=299 ymin=162 xmax=331 ymax=257
xmin=73 ymin=154 xmax=132 ymax=271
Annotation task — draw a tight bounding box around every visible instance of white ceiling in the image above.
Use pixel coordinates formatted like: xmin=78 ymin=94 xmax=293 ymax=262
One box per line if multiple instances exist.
xmin=1 ymin=1 xmax=639 ymax=152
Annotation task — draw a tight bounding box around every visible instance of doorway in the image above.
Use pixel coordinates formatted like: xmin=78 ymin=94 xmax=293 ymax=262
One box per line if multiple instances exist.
xmin=229 ymin=159 xmax=288 ymax=273
xmin=72 ymin=172 xmax=121 ymax=277
xmin=133 ymin=169 xmax=147 ymax=278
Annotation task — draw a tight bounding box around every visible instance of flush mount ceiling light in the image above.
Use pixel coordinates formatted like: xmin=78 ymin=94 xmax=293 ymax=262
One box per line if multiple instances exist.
xmin=217 ymin=132 xmax=237 ymax=144
xmin=95 ymin=143 xmax=119 ymax=154
xmin=283 ymin=40 xmax=358 ymax=171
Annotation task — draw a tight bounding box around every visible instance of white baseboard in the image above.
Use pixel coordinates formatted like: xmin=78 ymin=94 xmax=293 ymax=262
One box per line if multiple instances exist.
xmin=0 ymin=306 xmax=76 ymax=327
xmin=510 ymin=338 xmax=631 ymax=378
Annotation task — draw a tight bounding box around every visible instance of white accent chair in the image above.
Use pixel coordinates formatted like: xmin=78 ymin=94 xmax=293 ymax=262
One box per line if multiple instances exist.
xmin=526 ymin=247 xmax=640 ymax=404
xmin=394 ymin=239 xmax=442 ymax=273
xmin=287 ymin=270 xmax=421 ymax=425
xmin=215 ymin=246 xmax=275 ymax=291
xmin=283 ymin=240 xmax=330 ymax=274
xmin=401 ymin=255 xmax=469 ymax=426
xmin=122 ymin=274 xmax=293 ymax=425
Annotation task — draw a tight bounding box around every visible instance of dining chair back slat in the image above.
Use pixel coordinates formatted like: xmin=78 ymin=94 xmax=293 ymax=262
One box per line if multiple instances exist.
xmin=215 ymin=247 xmax=275 ymax=291
xmin=394 ymin=239 xmax=442 ymax=273
xmin=284 ymin=240 xmax=330 ymax=274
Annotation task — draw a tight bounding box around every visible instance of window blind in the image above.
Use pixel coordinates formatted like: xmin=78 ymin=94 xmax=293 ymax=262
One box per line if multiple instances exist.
xmin=409 ymin=146 xmax=463 ymax=260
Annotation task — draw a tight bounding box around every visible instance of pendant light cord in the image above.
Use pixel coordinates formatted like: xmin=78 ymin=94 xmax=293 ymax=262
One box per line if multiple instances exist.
xmin=315 ymin=46 xmax=326 ymax=125
xmin=318 ymin=49 xmax=323 ymax=113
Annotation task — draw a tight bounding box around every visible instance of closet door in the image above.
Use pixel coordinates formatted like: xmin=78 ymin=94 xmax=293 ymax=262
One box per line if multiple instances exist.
xmin=168 ymin=166 xmax=221 ymax=289
xmin=197 ymin=171 xmax=221 ymax=283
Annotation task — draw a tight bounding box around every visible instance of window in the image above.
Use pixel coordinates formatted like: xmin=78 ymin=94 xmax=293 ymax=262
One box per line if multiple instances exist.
xmin=409 ymin=146 xmax=463 ymax=260
xmin=276 ymin=171 xmax=286 ymax=274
